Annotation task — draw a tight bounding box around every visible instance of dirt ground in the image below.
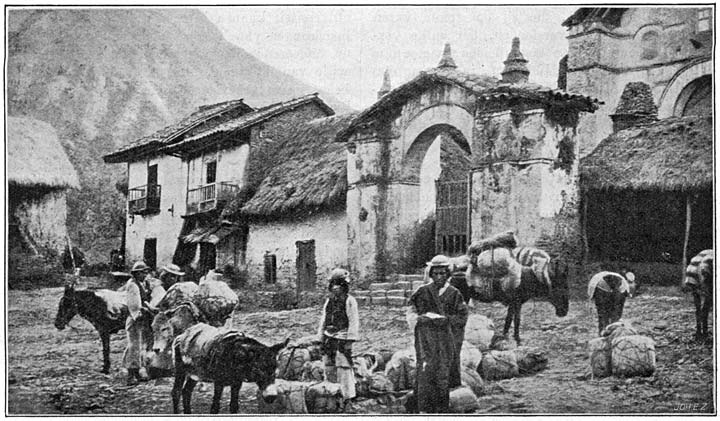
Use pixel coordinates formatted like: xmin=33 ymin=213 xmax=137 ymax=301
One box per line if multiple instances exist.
xmin=6 ymin=283 xmax=715 ymax=415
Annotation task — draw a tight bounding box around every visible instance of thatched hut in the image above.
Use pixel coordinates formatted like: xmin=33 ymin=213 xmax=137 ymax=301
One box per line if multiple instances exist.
xmin=7 ymin=116 xmax=80 ymax=257
xmin=580 ymin=115 xmax=713 ymax=273
xmin=222 ymin=112 xmax=357 ymax=285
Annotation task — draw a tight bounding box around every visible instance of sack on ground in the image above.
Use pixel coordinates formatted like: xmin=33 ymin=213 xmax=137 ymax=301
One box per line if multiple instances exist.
xmin=460 ymin=366 xmax=484 ymax=396
xmin=601 ymin=321 xmax=638 ymax=342
xmin=611 ymin=335 xmax=656 ymax=377
xmin=449 ymin=386 xmax=480 ymax=413
xmin=300 ymin=360 xmax=324 ymax=382
xmin=257 ymin=380 xmax=310 ymax=414
xmin=588 ymin=337 xmax=612 ymax=378
xmin=277 ymin=347 xmax=312 ymax=380
xmin=305 ymin=381 xmax=345 ymax=414
xmin=460 ymin=341 xmax=483 ymax=371
xmin=514 ymin=346 xmax=548 ymax=375
xmin=357 ymin=372 xmax=394 ymax=398
xmin=480 ymin=350 xmax=519 ymax=380
xmin=384 ymin=347 xmax=416 ymax=391
xmin=464 ymin=315 xmax=496 ymax=351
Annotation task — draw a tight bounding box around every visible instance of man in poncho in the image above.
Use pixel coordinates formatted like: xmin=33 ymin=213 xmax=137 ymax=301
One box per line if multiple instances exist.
xmin=407 ymin=255 xmax=469 ymax=413
xmin=317 ymin=268 xmax=360 ymax=404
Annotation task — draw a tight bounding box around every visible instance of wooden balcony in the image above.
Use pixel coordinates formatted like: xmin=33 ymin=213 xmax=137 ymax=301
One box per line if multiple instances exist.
xmin=186 ymin=182 xmax=239 ymax=216
xmin=128 ymin=184 xmax=161 ymax=215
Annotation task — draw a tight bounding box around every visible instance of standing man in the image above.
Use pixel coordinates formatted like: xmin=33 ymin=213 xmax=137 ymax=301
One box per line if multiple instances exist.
xmin=317 ymin=268 xmax=360 ymax=405
xmin=123 ymin=261 xmax=161 ymax=385
xmin=407 ymin=255 xmax=469 ymax=413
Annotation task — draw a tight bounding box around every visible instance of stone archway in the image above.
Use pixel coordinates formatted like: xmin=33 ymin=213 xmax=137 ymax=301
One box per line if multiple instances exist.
xmin=658 ymin=60 xmax=713 ymax=118
xmin=673 ymin=75 xmax=711 ymax=117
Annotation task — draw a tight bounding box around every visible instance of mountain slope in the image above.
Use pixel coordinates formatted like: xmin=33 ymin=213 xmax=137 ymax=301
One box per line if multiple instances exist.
xmin=7 ymin=8 xmax=351 ymax=261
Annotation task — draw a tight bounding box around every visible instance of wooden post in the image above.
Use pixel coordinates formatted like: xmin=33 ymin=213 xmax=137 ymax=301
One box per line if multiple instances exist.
xmin=582 ymin=191 xmax=589 ymax=265
xmin=681 ymin=194 xmax=694 ymax=286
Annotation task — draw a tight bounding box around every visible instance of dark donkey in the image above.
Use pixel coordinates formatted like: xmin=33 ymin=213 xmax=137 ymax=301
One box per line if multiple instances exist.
xmin=172 ymin=323 xmax=289 ymax=414
xmin=684 ymin=249 xmax=714 ymax=341
xmin=467 ymin=246 xmax=569 ymax=344
xmin=54 ymin=281 xmax=128 ymax=373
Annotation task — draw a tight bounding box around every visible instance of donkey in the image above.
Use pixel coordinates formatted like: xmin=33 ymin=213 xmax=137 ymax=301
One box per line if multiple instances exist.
xmin=172 ymin=323 xmax=289 ymax=413
xmin=466 ymin=246 xmax=569 ymax=344
xmin=54 ymin=282 xmax=128 ymax=373
xmin=684 ymin=249 xmax=714 ymax=341
xmin=148 ymin=301 xmax=206 ymax=376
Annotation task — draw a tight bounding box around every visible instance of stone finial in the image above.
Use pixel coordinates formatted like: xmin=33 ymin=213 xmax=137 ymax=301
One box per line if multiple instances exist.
xmin=437 ymin=42 xmax=457 ymax=69
xmin=611 ymin=82 xmax=658 ymax=132
xmin=501 ymin=37 xmax=530 ymax=84
xmin=377 ymin=69 xmax=392 ymax=99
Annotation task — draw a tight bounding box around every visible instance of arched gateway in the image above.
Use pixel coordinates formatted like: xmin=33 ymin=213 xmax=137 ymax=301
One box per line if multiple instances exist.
xmin=338 ymin=40 xmax=600 ymax=282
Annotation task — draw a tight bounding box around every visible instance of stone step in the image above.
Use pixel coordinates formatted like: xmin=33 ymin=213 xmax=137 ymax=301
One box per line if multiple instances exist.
xmin=397 ymin=274 xmax=425 ymax=283
xmin=353 ymin=289 xmax=408 ymax=306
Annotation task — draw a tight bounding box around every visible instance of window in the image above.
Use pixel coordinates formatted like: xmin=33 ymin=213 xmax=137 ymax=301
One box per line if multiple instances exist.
xmin=205 ymin=160 xmax=217 ymax=184
xmin=698 ymin=9 xmax=712 ymax=32
xmin=640 ymin=31 xmax=659 ymax=60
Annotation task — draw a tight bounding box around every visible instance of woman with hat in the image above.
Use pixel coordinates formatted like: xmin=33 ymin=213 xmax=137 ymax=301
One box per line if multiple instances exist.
xmin=123 ymin=261 xmax=162 ymax=385
xmin=317 ymin=268 xmax=360 ymax=405
xmin=406 ymin=255 xmax=468 ymax=413
xmin=159 ymin=263 xmax=185 ymax=289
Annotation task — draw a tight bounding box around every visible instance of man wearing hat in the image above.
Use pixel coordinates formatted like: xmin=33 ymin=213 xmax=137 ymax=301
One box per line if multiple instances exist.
xmin=317 ymin=268 xmax=360 ymax=405
xmin=159 ymin=263 xmax=185 ymax=289
xmin=407 ymin=255 xmax=468 ymax=413
xmin=123 ymin=261 xmax=163 ymax=385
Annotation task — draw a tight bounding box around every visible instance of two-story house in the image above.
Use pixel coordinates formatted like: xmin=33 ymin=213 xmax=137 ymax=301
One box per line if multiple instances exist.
xmin=104 ymin=93 xmax=334 ymax=276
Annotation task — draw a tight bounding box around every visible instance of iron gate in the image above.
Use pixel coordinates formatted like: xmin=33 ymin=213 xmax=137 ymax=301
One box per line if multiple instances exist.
xmin=435 ymin=178 xmax=470 ymax=256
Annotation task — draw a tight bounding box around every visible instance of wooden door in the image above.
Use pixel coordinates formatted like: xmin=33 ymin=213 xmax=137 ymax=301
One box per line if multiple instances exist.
xmin=296 ymin=240 xmax=316 ymax=291
xmin=435 ymin=179 xmax=469 ymax=256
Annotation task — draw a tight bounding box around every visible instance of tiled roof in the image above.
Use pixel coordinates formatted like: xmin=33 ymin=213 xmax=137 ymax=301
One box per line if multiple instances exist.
xmin=103 ymin=98 xmax=253 ymax=163
xmin=162 ymin=93 xmax=334 ymax=154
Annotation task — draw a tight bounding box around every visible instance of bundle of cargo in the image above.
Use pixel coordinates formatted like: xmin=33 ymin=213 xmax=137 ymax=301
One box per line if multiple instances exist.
xmin=300 ymin=360 xmax=325 ymax=382
xmin=258 ymin=380 xmax=311 ymax=414
xmin=305 ymin=381 xmax=345 ymax=413
xmin=587 ymin=321 xmax=655 ymax=378
xmin=460 ymin=341 xmax=483 ymax=371
xmin=193 ymin=270 xmax=239 ymax=327
xmin=157 ymin=281 xmax=199 ymax=311
xmin=464 ymin=315 xmax=497 ymax=350
xmin=515 ymin=346 xmax=548 ymax=375
xmin=466 ymin=248 xmax=522 ymax=302
xmin=277 ymin=346 xmax=314 ymax=381
xmin=449 ymin=386 xmax=481 ymax=413
xmin=467 ymin=231 xmax=518 ymax=255
xmin=356 ymin=372 xmax=395 ymax=398
xmin=479 ymin=350 xmax=519 ymax=380
xmin=460 ymin=365 xmax=484 ymax=396
xmin=384 ymin=347 xmax=417 ymax=391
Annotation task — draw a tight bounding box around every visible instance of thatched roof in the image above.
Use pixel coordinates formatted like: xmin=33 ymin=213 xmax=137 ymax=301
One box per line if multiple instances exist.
xmin=613 ymin=82 xmax=658 ymax=117
xmin=163 ymin=93 xmax=334 ymax=155
xmin=103 ymin=99 xmax=253 ymax=163
xmin=7 ymin=116 xmax=80 ymax=189
xmin=562 ymin=8 xmax=628 ymax=28
xmin=337 ymin=66 xmax=600 ymax=142
xmin=226 ymin=112 xmax=358 ymax=218
xmin=580 ymin=116 xmax=713 ymax=191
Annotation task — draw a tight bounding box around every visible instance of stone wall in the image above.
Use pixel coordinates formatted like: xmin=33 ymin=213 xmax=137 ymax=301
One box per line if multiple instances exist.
xmin=566 ymin=7 xmax=712 ymax=156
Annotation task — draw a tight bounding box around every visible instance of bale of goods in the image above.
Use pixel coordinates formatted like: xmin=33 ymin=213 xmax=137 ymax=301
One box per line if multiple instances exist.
xmin=467 ymin=231 xmax=518 ymax=254
xmin=601 ymin=321 xmax=638 ymax=343
xmin=157 ymin=281 xmax=199 ymax=311
xmin=357 ymin=372 xmax=395 ymax=398
xmin=515 ymin=347 xmax=548 ymax=375
xmin=305 ymin=381 xmax=345 ymax=413
xmin=193 ymin=279 xmax=239 ymax=327
xmin=257 ymin=380 xmax=310 ymax=414
xmin=384 ymin=347 xmax=417 ymax=391
xmin=301 ymin=360 xmax=325 ymax=382
xmin=356 ymin=351 xmax=384 ymax=373
xmin=611 ymin=335 xmax=656 ymax=378
xmin=460 ymin=366 xmax=484 ymax=396
xmin=290 ymin=335 xmax=323 ymax=361
xmin=460 ymin=341 xmax=483 ymax=371
xmin=277 ymin=347 xmax=312 ymax=380
xmin=588 ymin=337 xmax=612 ymax=378
xmin=480 ymin=350 xmax=519 ymax=380
xmin=464 ymin=315 xmax=496 ymax=351
xmin=449 ymin=386 xmax=480 ymax=413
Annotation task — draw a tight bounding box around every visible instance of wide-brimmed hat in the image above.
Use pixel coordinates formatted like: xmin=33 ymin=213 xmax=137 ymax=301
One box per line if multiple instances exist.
xmin=427 ymin=255 xmax=451 ymax=268
xmin=130 ymin=261 xmax=150 ymax=273
xmin=162 ymin=263 xmax=185 ymax=276
xmin=328 ymin=268 xmax=350 ymax=282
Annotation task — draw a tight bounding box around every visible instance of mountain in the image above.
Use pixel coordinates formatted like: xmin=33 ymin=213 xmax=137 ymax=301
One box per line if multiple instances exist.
xmin=7 ymin=8 xmax=352 ymax=262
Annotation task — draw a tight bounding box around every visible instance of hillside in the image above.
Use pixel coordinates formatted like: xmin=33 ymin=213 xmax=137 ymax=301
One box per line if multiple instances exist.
xmin=7 ymin=8 xmax=351 ymax=262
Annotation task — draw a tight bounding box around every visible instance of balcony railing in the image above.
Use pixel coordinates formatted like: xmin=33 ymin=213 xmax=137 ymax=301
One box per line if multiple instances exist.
xmin=186 ymin=181 xmax=239 ymax=215
xmin=128 ymin=184 xmax=161 ymax=215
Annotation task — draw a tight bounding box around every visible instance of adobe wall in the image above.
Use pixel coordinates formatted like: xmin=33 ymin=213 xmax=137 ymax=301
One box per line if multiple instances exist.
xmin=13 ymin=189 xmax=70 ymax=256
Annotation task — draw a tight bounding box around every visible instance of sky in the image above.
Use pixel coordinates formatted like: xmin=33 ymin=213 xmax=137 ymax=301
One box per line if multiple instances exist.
xmin=201 ymin=6 xmax=577 ymax=110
